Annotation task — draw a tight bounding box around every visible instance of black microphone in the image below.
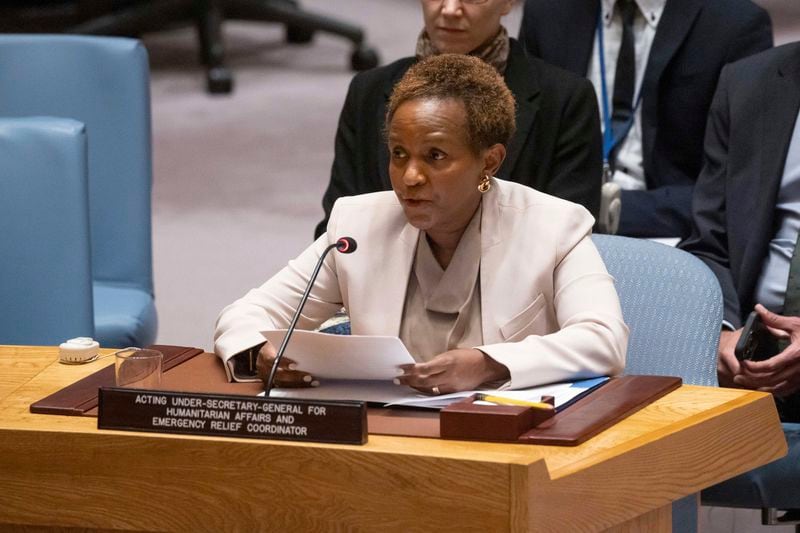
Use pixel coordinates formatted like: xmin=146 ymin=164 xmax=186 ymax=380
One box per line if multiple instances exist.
xmin=265 ymin=236 xmax=358 ymax=396
xmin=336 ymin=236 xmax=357 ymax=254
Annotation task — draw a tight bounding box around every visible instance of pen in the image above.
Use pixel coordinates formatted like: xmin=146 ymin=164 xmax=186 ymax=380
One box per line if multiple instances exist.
xmin=476 ymin=394 xmax=555 ymax=410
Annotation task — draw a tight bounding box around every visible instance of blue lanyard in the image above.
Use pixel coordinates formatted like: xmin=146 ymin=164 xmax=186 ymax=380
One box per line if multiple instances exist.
xmin=597 ymin=2 xmax=643 ymax=167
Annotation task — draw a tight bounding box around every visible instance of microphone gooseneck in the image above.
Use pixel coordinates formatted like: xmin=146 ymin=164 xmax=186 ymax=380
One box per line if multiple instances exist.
xmin=264 ymin=236 xmax=358 ymax=396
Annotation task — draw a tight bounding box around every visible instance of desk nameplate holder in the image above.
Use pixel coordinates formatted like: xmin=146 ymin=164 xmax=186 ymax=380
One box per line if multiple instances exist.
xmin=440 ymin=395 xmax=556 ymax=442
xmin=98 ymin=388 xmax=368 ymax=445
xmin=439 ymin=375 xmax=683 ymax=445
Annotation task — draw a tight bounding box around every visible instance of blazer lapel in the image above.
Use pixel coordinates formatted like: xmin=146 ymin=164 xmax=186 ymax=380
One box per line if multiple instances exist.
xmin=356 ymin=220 xmax=419 ymax=337
xmin=758 ymin=55 xmax=800 ymax=214
xmin=478 ymin=185 xmax=507 ymax=345
xmin=500 ymin=41 xmax=540 ymax=180
xmin=742 ymin=54 xmax=800 ymax=302
xmin=640 ymin=0 xmax=702 ymax=164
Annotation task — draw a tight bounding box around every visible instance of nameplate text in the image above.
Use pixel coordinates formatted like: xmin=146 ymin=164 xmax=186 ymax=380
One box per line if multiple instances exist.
xmin=98 ymin=388 xmax=367 ymax=445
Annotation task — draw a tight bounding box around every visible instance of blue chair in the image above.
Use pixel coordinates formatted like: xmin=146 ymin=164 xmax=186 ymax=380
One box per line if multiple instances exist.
xmin=702 ymin=422 xmax=800 ymax=530
xmin=592 ymin=235 xmax=724 ymax=533
xmin=0 ymin=117 xmax=95 ymax=345
xmin=592 ymin=235 xmax=721 ymax=387
xmin=0 ymin=35 xmax=157 ymax=348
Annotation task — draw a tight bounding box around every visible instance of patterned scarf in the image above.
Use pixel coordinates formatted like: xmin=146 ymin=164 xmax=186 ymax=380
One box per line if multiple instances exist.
xmin=415 ymin=26 xmax=510 ymax=74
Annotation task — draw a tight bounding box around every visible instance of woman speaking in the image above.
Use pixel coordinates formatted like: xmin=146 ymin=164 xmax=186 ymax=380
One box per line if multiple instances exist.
xmin=215 ymin=55 xmax=628 ymax=394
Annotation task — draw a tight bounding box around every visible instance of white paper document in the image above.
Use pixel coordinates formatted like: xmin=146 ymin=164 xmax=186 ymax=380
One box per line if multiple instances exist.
xmin=260 ymin=330 xmax=416 ymax=380
xmin=386 ymin=376 xmax=609 ymax=410
xmin=268 ymin=380 xmax=415 ymax=404
xmin=267 ymin=372 xmax=607 ymax=412
xmin=260 ymin=330 xmax=607 ymax=409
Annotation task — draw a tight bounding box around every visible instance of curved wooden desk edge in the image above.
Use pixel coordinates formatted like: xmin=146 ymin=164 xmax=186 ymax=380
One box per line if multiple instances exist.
xmin=511 ymin=387 xmax=786 ymax=532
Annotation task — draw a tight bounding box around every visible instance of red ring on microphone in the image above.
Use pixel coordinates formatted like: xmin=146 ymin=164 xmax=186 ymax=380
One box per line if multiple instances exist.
xmin=335 ymin=236 xmax=357 ymax=254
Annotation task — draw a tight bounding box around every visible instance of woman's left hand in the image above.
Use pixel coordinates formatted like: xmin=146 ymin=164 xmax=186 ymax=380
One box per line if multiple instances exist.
xmin=395 ymin=348 xmax=510 ymax=395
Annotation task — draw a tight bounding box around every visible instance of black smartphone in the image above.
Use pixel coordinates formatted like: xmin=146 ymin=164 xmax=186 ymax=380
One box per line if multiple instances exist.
xmin=734 ymin=311 xmax=777 ymax=361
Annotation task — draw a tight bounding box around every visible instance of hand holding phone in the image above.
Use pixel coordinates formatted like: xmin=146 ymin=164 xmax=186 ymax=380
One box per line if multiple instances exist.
xmin=734 ymin=310 xmax=778 ymax=361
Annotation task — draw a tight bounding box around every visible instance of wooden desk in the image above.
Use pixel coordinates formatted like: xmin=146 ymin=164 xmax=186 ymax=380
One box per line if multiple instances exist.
xmin=0 ymin=345 xmax=787 ymax=532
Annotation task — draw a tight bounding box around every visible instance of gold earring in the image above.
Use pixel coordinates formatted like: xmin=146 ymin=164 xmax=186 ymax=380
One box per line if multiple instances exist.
xmin=478 ymin=174 xmax=492 ymax=193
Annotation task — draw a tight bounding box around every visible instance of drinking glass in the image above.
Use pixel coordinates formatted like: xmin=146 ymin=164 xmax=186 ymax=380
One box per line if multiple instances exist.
xmin=114 ymin=348 xmax=163 ymax=389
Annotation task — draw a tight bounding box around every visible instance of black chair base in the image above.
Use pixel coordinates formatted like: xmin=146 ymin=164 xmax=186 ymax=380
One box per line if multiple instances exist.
xmin=763 ymin=508 xmax=800 ymax=531
xmin=1 ymin=0 xmax=380 ymax=94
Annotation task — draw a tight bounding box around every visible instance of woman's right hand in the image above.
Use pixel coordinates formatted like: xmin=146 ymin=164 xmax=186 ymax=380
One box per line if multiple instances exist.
xmin=256 ymin=342 xmax=318 ymax=388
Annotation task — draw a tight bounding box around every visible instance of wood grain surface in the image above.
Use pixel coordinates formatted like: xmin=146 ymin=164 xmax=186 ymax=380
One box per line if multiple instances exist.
xmin=0 ymin=346 xmax=787 ymax=532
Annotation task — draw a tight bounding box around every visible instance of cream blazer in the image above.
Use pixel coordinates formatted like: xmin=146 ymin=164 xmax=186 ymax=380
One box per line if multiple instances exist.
xmin=214 ymin=179 xmax=628 ymax=388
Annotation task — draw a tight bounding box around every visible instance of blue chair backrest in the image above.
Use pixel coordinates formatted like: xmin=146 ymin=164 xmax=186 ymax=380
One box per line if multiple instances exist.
xmin=593 ymin=235 xmax=722 ymax=533
xmin=0 ymin=117 xmax=95 ymax=345
xmin=0 ymin=35 xmax=153 ymax=296
xmin=592 ymin=235 xmax=722 ymax=386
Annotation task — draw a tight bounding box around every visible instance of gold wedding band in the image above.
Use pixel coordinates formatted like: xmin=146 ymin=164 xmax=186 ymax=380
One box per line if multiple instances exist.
xmin=432 ymin=386 xmax=440 ymax=395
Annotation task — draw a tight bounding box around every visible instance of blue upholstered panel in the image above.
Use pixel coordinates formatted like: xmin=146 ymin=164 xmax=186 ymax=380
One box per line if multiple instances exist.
xmin=592 ymin=235 xmax=724 ymax=533
xmin=592 ymin=235 xmax=721 ymax=386
xmin=0 ymin=117 xmax=95 ymax=345
xmin=0 ymin=35 xmax=153 ymax=291
xmin=93 ymin=283 xmax=157 ymax=348
xmin=319 ymin=322 xmax=352 ymax=336
xmin=0 ymin=35 xmax=157 ymax=347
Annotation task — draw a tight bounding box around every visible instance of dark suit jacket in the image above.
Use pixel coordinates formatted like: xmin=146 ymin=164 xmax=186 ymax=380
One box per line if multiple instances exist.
xmin=315 ymin=38 xmax=603 ymax=238
xmin=519 ymin=0 xmax=773 ymax=238
xmin=680 ymin=43 xmax=800 ymax=328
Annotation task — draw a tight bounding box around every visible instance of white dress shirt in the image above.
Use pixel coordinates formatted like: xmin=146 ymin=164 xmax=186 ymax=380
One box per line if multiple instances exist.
xmin=587 ymin=0 xmax=667 ymax=191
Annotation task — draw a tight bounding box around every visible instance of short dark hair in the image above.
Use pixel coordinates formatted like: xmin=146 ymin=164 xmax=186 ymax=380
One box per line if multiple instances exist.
xmin=386 ymin=53 xmax=516 ymax=153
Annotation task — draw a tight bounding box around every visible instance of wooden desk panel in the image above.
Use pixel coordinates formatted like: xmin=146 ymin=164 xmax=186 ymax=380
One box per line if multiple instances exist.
xmin=0 ymin=345 xmax=69 ymax=403
xmin=0 ymin=346 xmax=787 ymax=532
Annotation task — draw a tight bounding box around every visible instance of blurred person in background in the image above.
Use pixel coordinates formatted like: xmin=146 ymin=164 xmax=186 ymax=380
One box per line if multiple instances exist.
xmin=681 ymin=43 xmax=800 ymax=422
xmin=314 ymin=0 xmax=604 ymax=238
xmin=520 ymin=0 xmax=772 ymax=239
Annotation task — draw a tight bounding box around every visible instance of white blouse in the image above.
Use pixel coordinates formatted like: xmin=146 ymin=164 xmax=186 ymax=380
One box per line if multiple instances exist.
xmin=399 ymin=205 xmax=484 ymax=362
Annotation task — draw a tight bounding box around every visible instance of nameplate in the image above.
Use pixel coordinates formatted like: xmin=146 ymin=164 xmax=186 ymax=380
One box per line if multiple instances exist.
xmin=98 ymin=388 xmax=367 ymax=445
